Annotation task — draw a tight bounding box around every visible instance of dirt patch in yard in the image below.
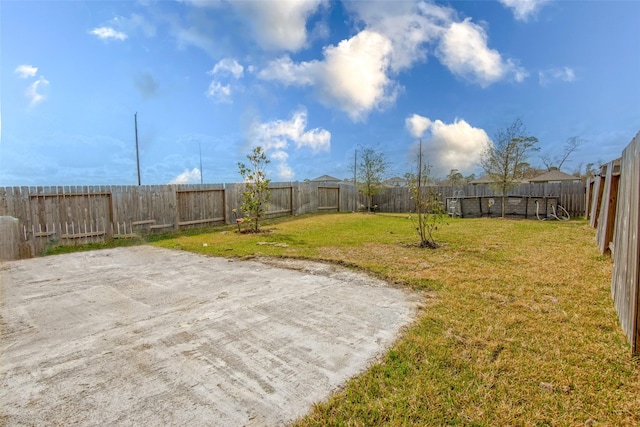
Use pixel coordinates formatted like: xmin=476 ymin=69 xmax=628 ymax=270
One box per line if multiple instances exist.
xmin=0 ymin=246 xmax=422 ymax=426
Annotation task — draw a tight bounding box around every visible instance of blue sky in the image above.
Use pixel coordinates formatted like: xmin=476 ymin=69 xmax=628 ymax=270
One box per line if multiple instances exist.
xmin=2 ymin=0 xmax=639 ymax=185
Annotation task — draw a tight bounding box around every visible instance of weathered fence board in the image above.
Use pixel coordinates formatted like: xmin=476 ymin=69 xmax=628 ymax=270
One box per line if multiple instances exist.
xmin=375 ymin=186 xmax=413 ymax=213
xmin=609 ymin=132 xmax=640 ymax=354
xmin=589 ymin=175 xmax=604 ymax=228
xmin=585 ymin=177 xmax=594 ymax=220
xmin=267 ymin=185 xmax=293 ymax=217
xmin=595 ymin=160 xmax=621 ymax=254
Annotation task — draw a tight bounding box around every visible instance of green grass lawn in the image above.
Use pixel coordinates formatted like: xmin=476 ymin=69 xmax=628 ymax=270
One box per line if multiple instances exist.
xmin=138 ymin=213 xmax=638 ymax=424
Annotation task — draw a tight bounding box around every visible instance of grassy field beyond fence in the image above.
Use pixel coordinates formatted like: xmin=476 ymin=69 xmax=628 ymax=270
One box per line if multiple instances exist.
xmin=153 ymin=213 xmax=638 ymax=425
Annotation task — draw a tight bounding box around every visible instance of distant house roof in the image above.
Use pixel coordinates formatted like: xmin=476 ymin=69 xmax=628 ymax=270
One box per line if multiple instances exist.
xmin=470 ymin=175 xmax=530 ymax=185
xmin=310 ymin=174 xmax=342 ymax=183
xmin=385 ymin=177 xmax=408 ymax=186
xmin=469 ymin=175 xmax=495 ymax=185
xmin=529 ymin=170 xmax=580 ymax=183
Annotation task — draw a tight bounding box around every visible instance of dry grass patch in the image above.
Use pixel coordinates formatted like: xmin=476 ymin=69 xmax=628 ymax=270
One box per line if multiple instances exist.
xmin=153 ymin=213 xmax=640 ymax=425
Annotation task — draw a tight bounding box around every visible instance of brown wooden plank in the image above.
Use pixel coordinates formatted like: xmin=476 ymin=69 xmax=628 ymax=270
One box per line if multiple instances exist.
xmin=178 ymin=217 xmax=224 ymax=226
xmin=149 ymin=223 xmax=174 ymax=230
xmin=132 ymin=219 xmax=156 ymax=226
xmin=60 ymin=230 xmax=107 ymax=239
xmin=596 ymin=159 xmax=620 ymax=254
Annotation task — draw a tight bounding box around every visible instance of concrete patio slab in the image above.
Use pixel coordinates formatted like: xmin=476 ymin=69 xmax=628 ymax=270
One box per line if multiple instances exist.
xmin=0 ymin=246 xmax=421 ymax=426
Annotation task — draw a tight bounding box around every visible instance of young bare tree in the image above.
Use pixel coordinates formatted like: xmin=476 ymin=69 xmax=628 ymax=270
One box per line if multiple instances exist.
xmin=237 ymin=146 xmax=271 ymax=231
xmin=354 ymin=146 xmax=389 ymax=212
xmin=410 ymin=140 xmax=446 ymax=248
xmin=480 ymin=119 xmax=539 ymax=218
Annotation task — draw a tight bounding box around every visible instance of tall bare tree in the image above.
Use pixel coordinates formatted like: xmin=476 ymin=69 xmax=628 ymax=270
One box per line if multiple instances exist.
xmin=541 ymin=136 xmax=585 ymax=171
xmin=480 ymin=119 xmax=539 ymax=218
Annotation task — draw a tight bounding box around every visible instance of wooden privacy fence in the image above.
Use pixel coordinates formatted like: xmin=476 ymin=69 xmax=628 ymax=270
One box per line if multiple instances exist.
xmin=1 ymin=180 xmax=585 ymax=260
xmin=442 ymin=195 xmax=563 ymax=219
xmin=587 ymin=131 xmax=640 ymax=355
xmin=373 ymin=182 xmax=585 ymax=218
xmin=0 ymin=182 xmax=362 ymax=259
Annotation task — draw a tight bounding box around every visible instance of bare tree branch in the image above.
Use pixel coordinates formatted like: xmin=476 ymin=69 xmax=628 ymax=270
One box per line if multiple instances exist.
xmin=557 ymin=136 xmax=584 ymax=170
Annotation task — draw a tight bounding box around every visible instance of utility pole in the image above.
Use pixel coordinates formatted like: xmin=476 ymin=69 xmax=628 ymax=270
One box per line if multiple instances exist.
xmin=199 ymin=143 xmax=203 ymax=184
xmin=353 ymin=149 xmax=357 ymax=211
xmin=417 ymin=140 xmax=422 ymax=190
xmin=135 ymin=113 xmax=141 ymax=186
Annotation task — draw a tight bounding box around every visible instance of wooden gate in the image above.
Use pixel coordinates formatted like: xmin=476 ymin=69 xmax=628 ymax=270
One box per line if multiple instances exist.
xmin=318 ymin=187 xmax=340 ymax=211
xmin=28 ymin=189 xmax=113 ymax=256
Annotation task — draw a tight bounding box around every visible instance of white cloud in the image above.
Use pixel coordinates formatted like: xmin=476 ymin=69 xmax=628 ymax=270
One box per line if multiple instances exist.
xmin=249 ymin=109 xmax=331 ymax=180
xmin=209 ymin=58 xmax=244 ymax=79
xmin=277 ymin=163 xmax=295 ymax=180
xmin=14 ymin=65 xmax=38 ymax=79
xmin=499 ymin=0 xmax=551 ymax=21
xmin=316 ymin=30 xmax=396 ymax=121
xmin=259 ymin=30 xmax=397 ymax=121
xmin=90 ymin=26 xmax=128 ymax=41
xmin=345 ymin=1 xmax=452 ymax=72
xmin=406 ymin=114 xmax=490 ymax=176
xmin=205 ymin=81 xmax=232 ymax=102
xmin=436 ymin=18 xmax=527 ymax=87
xmin=259 ymin=2 xmax=524 ymax=120
xmin=232 ymin=0 xmax=325 ymax=51
xmin=348 ymin=2 xmax=525 ymax=86
xmin=252 ymin=110 xmax=330 ymax=152
xmin=169 ymin=168 xmax=201 ymax=184
xmin=270 ymin=150 xmax=289 ymax=161
xmin=26 ymin=76 xmax=50 ymax=106
xmin=257 ymin=56 xmax=316 ymax=86
xmin=206 ymin=58 xmax=244 ymax=102
xmin=182 ymin=0 xmax=324 ymax=51
xmin=512 ymin=62 xmax=529 ymax=83
xmin=406 ymin=114 xmax=432 ymax=138
xmin=539 ymin=66 xmax=575 ymax=86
